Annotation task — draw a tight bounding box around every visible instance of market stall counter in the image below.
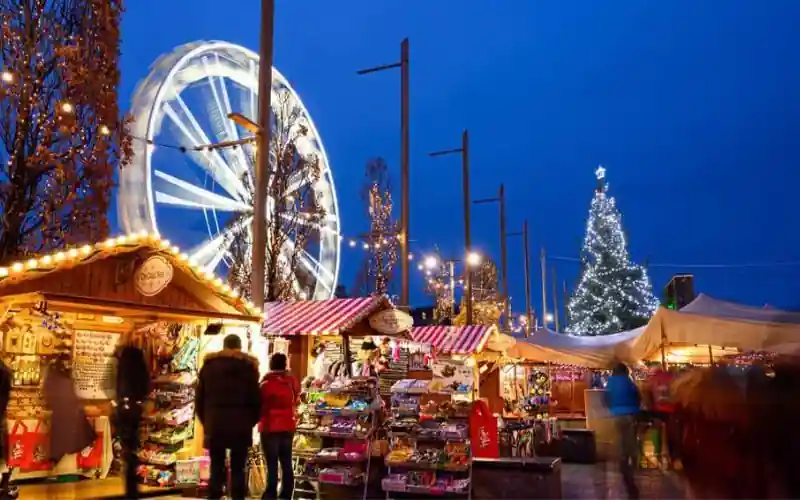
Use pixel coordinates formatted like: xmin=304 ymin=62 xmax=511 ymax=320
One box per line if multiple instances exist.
xmin=0 ymin=232 xmax=263 ymax=495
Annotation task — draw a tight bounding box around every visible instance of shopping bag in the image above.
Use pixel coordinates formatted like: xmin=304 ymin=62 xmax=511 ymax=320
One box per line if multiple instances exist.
xmin=6 ymin=421 xmax=28 ymax=468
xmin=469 ymin=400 xmax=499 ymax=458
xmin=23 ymin=420 xmax=51 ymax=471
xmin=76 ymin=429 xmax=103 ymax=470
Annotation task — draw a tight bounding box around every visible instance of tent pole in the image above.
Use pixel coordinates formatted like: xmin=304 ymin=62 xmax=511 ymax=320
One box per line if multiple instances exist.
xmin=707 ymin=345 xmax=714 ymax=366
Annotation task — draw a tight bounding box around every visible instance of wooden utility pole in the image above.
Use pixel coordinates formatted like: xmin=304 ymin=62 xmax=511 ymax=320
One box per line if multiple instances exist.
xmin=251 ymin=0 xmax=276 ymax=308
xmin=357 ymin=38 xmax=411 ymax=308
xmin=551 ymin=266 xmax=559 ymax=332
xmin=474 ymin=183 xmax=508 ymax=327
xmin=430 ymin=130 xmax=473 ymax=324
xmin=507 ymin=220 xmax=532 ymax=336
xmin=540 ymin=247 xmax=547 ymax=330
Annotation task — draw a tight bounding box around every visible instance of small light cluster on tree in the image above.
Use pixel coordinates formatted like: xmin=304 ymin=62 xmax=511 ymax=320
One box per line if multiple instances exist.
xmin=0 ymin=0 xmax=131 ymax=263
xmin=354 ymin=157 xmax=398 ymax=296
xmin=227 ymin=90 xmax=325 ymax=301
xmin=453 ymin=258 xmax=502 ymax=326
xmin=566 ymin=167 xmax=659 ymax=335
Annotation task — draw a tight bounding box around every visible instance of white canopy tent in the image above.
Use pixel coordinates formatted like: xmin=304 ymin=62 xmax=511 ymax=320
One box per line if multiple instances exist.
xmin=506 ymin=294 xmax=800 ymax=367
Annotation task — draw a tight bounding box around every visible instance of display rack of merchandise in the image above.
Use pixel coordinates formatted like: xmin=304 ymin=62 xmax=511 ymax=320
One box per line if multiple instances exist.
xmin=292 ymin=376 xmax=381 ymax=500
xmin=523 ymin=369 xmax=550 ymax=421
xmin=138 ymin=332 xmax=199 ymax=487
xmin=382 ymin=379 xmax=472 ymax=499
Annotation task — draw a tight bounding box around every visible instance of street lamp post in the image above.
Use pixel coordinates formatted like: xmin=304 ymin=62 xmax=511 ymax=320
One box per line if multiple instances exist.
xmin=474 ymin=183 xmax=508 ymax=329
xmin=430 ymin=130 xmax=472 ymax=325
xmin=508 ymin=220 xmax=532 ymax=337
xmin=251 ymin=0 xmax=276 ymax=308
xmin=357 ymin=38 xmax=410 ymax=309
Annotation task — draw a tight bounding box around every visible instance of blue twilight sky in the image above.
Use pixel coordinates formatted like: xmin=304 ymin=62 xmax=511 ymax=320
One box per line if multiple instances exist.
xmin=115 ymin=0 xmax=800 ymax=315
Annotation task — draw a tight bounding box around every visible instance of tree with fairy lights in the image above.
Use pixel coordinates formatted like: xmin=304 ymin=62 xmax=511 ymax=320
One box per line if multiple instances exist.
xmin=566 ymin=166 xmax=659 ymax=335
xmin=454 ymin=258 xmax=501 ymax=326
xmin=354 ymin=158 xmax=398 ymax=296
xmin=227 ymin=91 xmax=325 ymax=301
xmin=0 ymin=0 xmax=131 ymax=263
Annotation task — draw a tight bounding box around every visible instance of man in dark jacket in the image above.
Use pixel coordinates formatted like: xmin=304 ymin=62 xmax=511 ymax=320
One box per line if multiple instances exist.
xmin=115 ymin=345 xmax=150 ymax=499
xmin=197 ymin=334 xmax=260 ymax=500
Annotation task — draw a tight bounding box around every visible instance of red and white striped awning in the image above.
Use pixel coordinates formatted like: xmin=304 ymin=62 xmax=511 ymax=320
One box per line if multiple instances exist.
xmin=410 ymin=324 xmax=498 ymax=355
xmin=261 ymin=296 xmax=391 ymax=336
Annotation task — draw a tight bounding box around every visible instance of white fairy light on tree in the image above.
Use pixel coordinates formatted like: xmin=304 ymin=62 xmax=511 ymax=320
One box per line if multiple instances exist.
xmin=565 ymin=166 xmax=659 ymax=335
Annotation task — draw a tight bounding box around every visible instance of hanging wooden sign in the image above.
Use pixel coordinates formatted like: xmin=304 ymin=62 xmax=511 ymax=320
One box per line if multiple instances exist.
xmin=369 ymin=309 xmax=413 ymax=335
xmin=135 ymin=255 xmax=173 ymax=297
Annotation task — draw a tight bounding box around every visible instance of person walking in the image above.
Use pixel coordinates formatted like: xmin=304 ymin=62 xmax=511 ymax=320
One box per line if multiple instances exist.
xmin=197 ymin=335 xmax=261 ymax=500
xmin=114 ymin=344 xmax=150 ymax=499
xmin=605 ymin=362 xmax=641 ymax=499
xmin=649 ymin=366 xmax=679 ymax=468
xmin=259 ymin=353 xmax=300 ymax=500
xmin=0 ymin=359 xmax=16 ymax=500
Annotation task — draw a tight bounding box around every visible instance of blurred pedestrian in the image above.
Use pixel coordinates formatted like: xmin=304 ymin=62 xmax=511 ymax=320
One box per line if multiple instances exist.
xmin=0 ymin=359 xmax=15 ymax=500
xmin=259 ymin=353 xmax=300 ymax=500
xmin=605 ymin=362 xmax=641 ymax=499
xmin=114 ymin=344 xmax=150 ymax=499
xmin=649 ymin=366 xmax=680 ymax=468
xmin=673 ymin=362 xmax=800 ymax=499
xmin=197 ymin=335 xmax=261 ymax=500
xmin=43 ymin=365 xmax=96 ymax=463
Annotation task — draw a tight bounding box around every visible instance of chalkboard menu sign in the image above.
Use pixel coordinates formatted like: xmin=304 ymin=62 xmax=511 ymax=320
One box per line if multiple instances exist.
xmin=73 ymin=330 xmax=120 ymax=399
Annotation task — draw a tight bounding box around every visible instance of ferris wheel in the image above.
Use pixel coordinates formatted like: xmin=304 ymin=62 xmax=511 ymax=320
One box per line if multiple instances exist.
xmin=119 ymin=41 xmax=340 ymax=300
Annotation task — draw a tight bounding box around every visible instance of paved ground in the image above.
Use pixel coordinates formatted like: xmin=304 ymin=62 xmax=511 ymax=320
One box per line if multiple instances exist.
xmin=562 ymin=463 xmax=688 ymax=499
xmin=156 ymin=464 xmax=688 ymax=499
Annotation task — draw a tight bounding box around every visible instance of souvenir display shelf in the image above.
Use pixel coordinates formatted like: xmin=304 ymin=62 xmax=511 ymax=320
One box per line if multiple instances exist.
xmin=292 ymin=376 xmax=381 ymax=500
xmin=138 ymin=327 xmax=199 ymax=487
xmin=382 ymin=379 xmax=472 ymax=499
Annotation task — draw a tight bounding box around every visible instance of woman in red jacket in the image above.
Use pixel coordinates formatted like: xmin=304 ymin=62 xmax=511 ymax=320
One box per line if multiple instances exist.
xmin=259 ymin=353 xmax=300 ymax=500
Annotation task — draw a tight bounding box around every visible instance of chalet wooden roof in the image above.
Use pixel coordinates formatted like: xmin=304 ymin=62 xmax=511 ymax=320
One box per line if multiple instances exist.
xmin=0 ymin=232 xmax=261 ymax=318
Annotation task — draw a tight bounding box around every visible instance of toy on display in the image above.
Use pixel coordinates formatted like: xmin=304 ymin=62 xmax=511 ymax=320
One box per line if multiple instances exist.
xmin=292 ymin=375 xmax=380 ymax=500
xmin=382 ymin=379 xmax=473 ymax=498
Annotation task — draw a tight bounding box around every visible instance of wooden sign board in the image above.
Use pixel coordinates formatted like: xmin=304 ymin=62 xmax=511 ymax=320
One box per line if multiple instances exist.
xmin=73 ymin=330 xmax=120 ymax=399
xmin=369 ymin=309 xmax=413 ymax=335
xmin=135 ymin=255 xmax=174 ymax=297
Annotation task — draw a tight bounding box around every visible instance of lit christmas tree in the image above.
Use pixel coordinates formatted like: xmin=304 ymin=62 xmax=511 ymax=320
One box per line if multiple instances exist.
xmin=566 ymin=166 xmax=659 ymax=335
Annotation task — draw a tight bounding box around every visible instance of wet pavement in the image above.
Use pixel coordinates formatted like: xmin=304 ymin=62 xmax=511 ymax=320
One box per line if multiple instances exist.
xmin=158 ymin=463 xmax=688 ymax=499
xmin=562 ymin=463 xmax=688 ymax=499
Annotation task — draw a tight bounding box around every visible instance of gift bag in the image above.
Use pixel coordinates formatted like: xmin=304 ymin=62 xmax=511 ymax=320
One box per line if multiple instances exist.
xmin=76 ymin=429 xmax=103 ymax=470
xmin=469 ymin=400 xmax=499 ymax=459
xmin=23 ymin=420 xmax=51 ymax=471
xmin=6 ymin=421 xmax=28 ymax=468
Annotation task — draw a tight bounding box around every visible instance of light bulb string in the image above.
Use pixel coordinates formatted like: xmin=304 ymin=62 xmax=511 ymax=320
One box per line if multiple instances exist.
xmin=549 ymin=254 xmax=800 ymax=270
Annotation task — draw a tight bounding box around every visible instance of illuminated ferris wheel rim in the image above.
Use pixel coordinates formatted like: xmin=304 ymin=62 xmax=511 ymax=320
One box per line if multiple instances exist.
xmin=119 ymin=40 xmax=341 ymax=300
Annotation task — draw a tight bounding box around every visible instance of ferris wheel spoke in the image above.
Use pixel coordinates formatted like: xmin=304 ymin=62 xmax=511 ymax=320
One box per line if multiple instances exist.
xmin=284 ymin=169 xmax=314 ymax=196
xmin=281 ymin=238 xmax=334 ymax=292
xmin=163 ymin=97 xmax=247 ymax=201
xmin=153 ymin=169 xmax=251 ymax=213
xmin=279 ymin=212 xmax=338 ymax=236
xmin=248 ymin=59 xmax=258 ymax=126
xmin=201 ymin=53 xmax=250 ymax=178
xmin=189 ymin=216 xmax=252 ymax=269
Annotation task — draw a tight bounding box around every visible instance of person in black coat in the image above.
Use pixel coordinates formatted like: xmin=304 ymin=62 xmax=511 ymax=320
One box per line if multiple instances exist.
xmin=196 ymin=334 xmax=260 ymax=500
xmin=115 ymin=345 xmax=150 ymax=499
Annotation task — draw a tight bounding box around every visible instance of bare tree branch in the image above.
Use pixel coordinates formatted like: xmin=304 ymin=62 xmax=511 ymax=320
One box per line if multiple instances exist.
xmin=227 ymin=91 xmax=325 ymax=301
